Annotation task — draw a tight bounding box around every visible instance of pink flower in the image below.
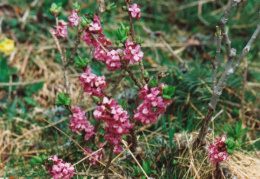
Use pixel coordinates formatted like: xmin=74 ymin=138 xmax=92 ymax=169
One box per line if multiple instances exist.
xmin=68 ymin=10 xmax=81 ymax=27
xmin=47 ymin=155 xmax=75 ymax=179
xmin=51 ymin=20 xmax=68 ymax=38
xmin=105 ymin=49 xmax=122 ymax=71
xmin=68 ymin=107 xmax=96 ymax=140
xmin=208 ymin=135 xmax=230 ymax=165
xmin=128 ymin=3 xmax=141 ymax=20
xmin=78 ymin=68 xmax=108 ymax=96
xmin=89 ymin=22 xmax=102 ymax=32
xmin=82 ymin=31 xmax=97 ymax=46
xmin=94 ymin=97 xmax=133 ymax=153
xmin=134 ymin=84 xmax=171 ymax=124
xmin=87 ymin=14 xmax=103 ymax=35
xmin=84 ymin=143 xmax=105 ymax=165
xmin=123 ymin=39 xmax=144 ymax=64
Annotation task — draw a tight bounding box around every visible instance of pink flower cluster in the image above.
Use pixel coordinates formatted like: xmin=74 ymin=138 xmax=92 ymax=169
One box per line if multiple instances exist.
xmin=81 ymin=14 xmax=123 ymax=71
xmin=47 ymin=155 xmax=74 ymax=179
xmin=208 ymin=135 xmax=230 ymax=164
xmin=89 ymin=14 xmax=103 ymax=35
xmin=78 ymin=68 xmax=108 ymax=97
xmin=94 ymin=97 xmax=133 ymax=153
xmin=84 ymin=143 xmax=105 ymax=165
xmin=68 ymin=10 xmax=81 ymax=27
xmin=128 ymin=3 xmax=141 ymax=20
xmin=134 ymin=84 xmax=171 ymax=125
xmin=68 ymin=107 xmax=96 ymax=140
xmin=51 ymin=20 xmax=68 ymax=38
xmin=124 ymin=39 xmax=144 ymax=65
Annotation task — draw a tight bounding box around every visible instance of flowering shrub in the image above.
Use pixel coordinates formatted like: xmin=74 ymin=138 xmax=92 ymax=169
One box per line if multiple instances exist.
xmin=47 ymin=155 xmax=75 ymax=179
xmin=40 ymin=1 xmax=176 ymax=177
xmin=13 ymin=0 xmax=259 ymax=177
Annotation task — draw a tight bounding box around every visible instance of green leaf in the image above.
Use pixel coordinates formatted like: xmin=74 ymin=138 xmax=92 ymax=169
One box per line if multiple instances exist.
xmin=162 ymin=85 xmax=175 ymax=99
xmin=23 ymin=97 xmax=39 ymax=106
xmin=144 ymin=71 xmax=149 ymax=78
xmin=240 ymin=127 xmax=248 ymax=137
xmin=120 ymin=22 xmax=125 ymax=30
xmin=76 ymin=56 xmax=90 ymax=68
xmin=162 ymin=94 xmax=171 ymax=100
xmin=121 ymin=36 xmax=128 ymax=43
xmin=41 ymin=155 xmax=47 ymax=161
xmin=92 ymin=96 xmax=100 ymax=103
xmin=142 ymin=160 xmax=149 ymax=173
xmin=107 ymin=2 xmax=117 ymax=11
xmin=55 ymin=93 xmax=71 ymax=106
xmin=233 ymin=108 xmax=239 ymax=115
xmin=169 ymin=127 xmax=174 ymax=148
xmin=119 ymin=99 xmax=127 ymax=109
xmin=148 ymin=78 xmax=157 ymax=88
xmin=136 ymin=36 xmax=142 ymax=44
xmin=173 ymin=160 xmax=178 ymax=165
xmin=30 ymin=156 xmax=43 ymax=165
xmin=72 ymin=2 xmax=80 ymax=12
xmin=227 ymin=148 xmax=234 ymax=155
xmin=80 ymin=15 xmax=88 ymax=27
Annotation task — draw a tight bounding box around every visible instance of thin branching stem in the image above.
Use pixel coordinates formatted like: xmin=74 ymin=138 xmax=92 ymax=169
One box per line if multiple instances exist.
xmin=195 ymin=0 xmax=260 ymax=148
xmin=212 ymin=26 xmax=222 ymax=89
xmin=104 ymin=146 xmax=114 ymax=179
xmin=125 ymin=0 xmax=145 ymax=84
xmin=50 ymin=29 xmax=71 ymax=98
xmin=65 ymin=27 xmax=84 ymax=67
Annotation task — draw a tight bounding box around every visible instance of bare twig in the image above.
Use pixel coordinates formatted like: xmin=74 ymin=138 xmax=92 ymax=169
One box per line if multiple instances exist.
xmin=125 ymin=0 xmax=145 ymax=84
xmin=104 ymin=145 xmax=114 ymax=179
xmin=241 ymin=59 xmax=248 ymax=121
xmin=212 ymin=26 xmax=222 ymax=89
xmin=75 ymin=172 xmax=115 ymax=177
xmin=122 ymin=140 xmax=150 ymax=179
xmin=72 ymin=148 xmax=104 ymax=167
xmin=108 ymin=70 xmax=126 ymax=96
xmin=125 ymin=64 xmax=143 ymax=89
xmin=50 ymin=30 xmax=71 ymax=97
xmin=21 ymin=45 xmax=34 ymax=75
xmin=195 ymin=0 xmax=260 ymax=148
xmin=233 ymin=21 xmax=260 ymax=72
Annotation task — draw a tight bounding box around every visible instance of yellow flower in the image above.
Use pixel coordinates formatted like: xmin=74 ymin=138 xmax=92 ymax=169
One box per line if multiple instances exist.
xmin=0 ymin=38 xmax=15 ymax=55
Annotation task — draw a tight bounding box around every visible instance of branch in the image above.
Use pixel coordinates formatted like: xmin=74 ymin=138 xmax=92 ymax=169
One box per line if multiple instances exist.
xmin=75 ymin=172 xmax=116 ymax=177
xmin=125 ymin=0 xmax=145 ymax=84
xmin=219 ymin=0 xmax=240 ymax=57
xmin=233 ymin=21 xmax=260 ymax=72
xmin=212 ymin=26 xmax=222 ymax=89
xmin=194 ymin=0 xmax=260 ymax=148
xmin=65 ymin=27 xmax=84 ymax=67
xmin=50 ymin=30 xmax=71 ymax=98
xmin=124 ymin=63 xmax=143 ymax=89
xmin=104 ymin=145 xmax=114 ymax=179
xmin=108 ymin=70 xmax=126 ymax=96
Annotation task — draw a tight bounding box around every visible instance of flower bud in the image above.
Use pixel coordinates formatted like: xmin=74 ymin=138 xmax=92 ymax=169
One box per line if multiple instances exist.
xmin=49 ymin=3 xmax=62 ymax=17
xmin=72 ymin=2 xmax=81 ymax=12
